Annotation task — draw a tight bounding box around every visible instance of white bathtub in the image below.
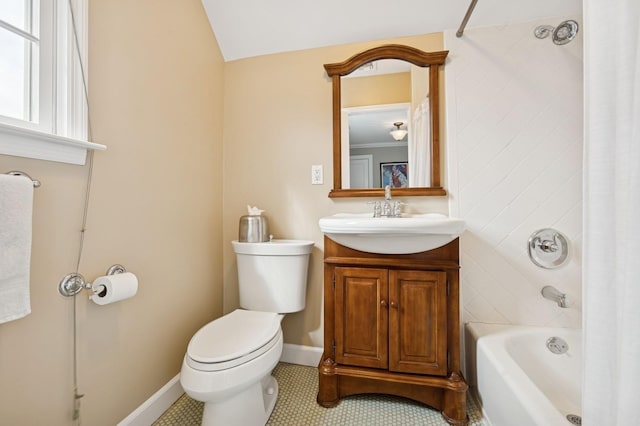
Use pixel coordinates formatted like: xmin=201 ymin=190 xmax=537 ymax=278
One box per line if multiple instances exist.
xmin=465 ymin=323 xmax=582 ymax=426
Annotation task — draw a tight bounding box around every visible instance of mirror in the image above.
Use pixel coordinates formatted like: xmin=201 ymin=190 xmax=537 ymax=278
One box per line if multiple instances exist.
xmin=324 ymin=45 xmax=448 ymax=197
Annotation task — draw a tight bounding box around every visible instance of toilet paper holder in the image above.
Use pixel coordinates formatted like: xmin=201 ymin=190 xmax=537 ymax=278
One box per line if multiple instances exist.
xmin=58 ymin=264 xmax=127 ymax=297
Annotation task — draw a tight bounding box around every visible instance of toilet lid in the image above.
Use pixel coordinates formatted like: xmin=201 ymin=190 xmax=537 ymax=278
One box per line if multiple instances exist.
xmin=187 ymin=310 xmax=281 ymax=365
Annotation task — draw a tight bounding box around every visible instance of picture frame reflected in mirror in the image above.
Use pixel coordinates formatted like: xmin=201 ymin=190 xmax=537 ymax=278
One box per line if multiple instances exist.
xmin=381 ymin=162 xmax=408 ymax=188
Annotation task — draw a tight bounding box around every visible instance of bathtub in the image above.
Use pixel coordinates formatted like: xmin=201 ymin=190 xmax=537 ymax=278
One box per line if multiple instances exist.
xmin=465 ymin=323 xmax=582 ymax=426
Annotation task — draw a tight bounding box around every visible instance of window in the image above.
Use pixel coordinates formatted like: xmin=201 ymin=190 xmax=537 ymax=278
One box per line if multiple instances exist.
xmin=0 ymin=0 xmax=104 ymax=165
xmin=0 ymin=1 xmax=38 ymax=123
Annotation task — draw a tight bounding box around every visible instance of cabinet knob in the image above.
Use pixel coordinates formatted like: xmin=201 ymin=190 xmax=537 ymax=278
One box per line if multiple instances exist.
xmin=380 ymin=299 xmax=388 ymax=307
xmin=390 ymin=300 xmax=398 ymax=308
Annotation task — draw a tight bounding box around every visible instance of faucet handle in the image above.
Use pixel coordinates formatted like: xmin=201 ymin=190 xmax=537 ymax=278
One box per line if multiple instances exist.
xmin=367 ymin=201 xmax=382 ymax=217
xmin=393 ymin=200 xmax=406 ymax=216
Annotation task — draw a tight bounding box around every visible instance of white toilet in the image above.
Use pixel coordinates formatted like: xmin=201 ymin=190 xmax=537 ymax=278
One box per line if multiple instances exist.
xmin=180 ymin=239 xmax=314 ymax=426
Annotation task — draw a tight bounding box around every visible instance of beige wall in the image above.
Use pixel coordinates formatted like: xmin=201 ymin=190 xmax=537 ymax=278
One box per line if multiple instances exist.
xmin=342 ymin=72 xmax=411 ymax=107
xmin=0 ymin=0 xmax=224 ymax=424
xmin=0 ymin=9 xmax=453 ymax=422
xmin=222 ymin=33 xmax=449 ymax=348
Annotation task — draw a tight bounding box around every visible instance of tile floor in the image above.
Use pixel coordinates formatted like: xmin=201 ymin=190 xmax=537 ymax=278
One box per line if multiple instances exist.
xmin=154 ymin=363 xmax=486 ymax=425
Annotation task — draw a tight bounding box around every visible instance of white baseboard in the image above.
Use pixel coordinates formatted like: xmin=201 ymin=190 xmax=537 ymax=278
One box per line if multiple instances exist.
xmin=280 ymin=343 xmax=323 ymax=367
xmin=117 ymin=373 xmax=183 ymax=426
xmin=118 ymin=344 xmax=323 ymax=425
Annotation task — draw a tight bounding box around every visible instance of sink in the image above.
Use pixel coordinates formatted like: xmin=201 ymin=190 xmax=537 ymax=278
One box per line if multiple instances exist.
xmin=318 ymin=213 xmax=465 ymax=254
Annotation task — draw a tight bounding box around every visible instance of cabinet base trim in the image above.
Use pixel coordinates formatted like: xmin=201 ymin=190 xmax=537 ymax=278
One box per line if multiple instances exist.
xmin=317 ymin=356 xmax=468 ymax=425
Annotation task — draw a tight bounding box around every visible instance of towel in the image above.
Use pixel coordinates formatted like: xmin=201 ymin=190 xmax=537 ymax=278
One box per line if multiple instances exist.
xmin=0 ymin=174 xmax=34 ymax=324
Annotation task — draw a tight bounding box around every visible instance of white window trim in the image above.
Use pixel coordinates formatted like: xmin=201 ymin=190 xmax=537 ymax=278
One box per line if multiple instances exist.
xmin=0 ymin=121 xmax=105 ymax=165
xmin=0 ymin=0 xmax=105 ymax=165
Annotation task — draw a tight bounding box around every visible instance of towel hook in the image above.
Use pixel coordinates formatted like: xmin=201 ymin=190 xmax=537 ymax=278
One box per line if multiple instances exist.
xmin=5 ymin=171 xmax=41 ymax=188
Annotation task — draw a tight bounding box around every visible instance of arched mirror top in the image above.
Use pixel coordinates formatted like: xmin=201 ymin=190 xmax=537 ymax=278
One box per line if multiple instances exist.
xmin=324 ymin=44 xmax=448 ymax=77
xmin=324 ymin=44 xmax=449 ymax=198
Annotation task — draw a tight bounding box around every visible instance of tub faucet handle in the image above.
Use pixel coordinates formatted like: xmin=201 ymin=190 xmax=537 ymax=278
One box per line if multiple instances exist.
xmin=536 ymin=233 xmax=562 ymax=253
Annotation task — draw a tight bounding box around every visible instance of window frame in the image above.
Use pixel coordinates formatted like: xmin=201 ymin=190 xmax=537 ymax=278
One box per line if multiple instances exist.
xmin=0 ymin=0 xmax=105 ymax=166
xmin=0 ymin=1 xmax=39 ymax=126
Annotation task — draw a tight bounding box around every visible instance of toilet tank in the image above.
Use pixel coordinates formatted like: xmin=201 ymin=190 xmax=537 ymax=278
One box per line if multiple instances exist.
xmin=231 ymin=240 xmax=314 ymax=313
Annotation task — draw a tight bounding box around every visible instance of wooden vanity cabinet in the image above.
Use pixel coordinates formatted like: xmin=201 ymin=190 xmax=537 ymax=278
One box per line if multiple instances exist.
xmin=318 ymin=237 xmax=468 ymax=425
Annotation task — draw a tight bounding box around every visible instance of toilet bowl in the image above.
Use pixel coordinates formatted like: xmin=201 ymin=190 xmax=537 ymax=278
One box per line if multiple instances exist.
xmin=180 ymin=310 xmax=284 ymax=425
xmin=180 ymin=239 xmax=313 ymax=426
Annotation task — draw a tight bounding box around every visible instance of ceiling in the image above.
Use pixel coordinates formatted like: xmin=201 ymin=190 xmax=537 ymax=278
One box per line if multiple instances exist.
xmin=200 ymin=0 xmax=582 ymax=148
xmin=200 ymin=0 xmax=582 ymax=62
xmin=347 ymin=103 xmax=410 ymax=148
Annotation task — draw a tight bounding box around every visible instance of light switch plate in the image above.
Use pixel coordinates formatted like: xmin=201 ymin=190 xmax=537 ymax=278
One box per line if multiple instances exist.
xmin=311 ymin=165 xmax=323 ymax=185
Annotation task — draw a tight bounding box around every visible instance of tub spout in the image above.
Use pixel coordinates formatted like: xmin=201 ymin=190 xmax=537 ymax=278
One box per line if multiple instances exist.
xmin=541 ymin=285 xmax=567 ymax=308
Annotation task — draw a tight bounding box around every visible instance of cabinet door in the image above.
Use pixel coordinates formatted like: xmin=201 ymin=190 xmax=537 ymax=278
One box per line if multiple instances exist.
xmin=334 ymin=267 xmax=388 ymax=369
xmin=388 ymin=270 xmax=448 ymax=375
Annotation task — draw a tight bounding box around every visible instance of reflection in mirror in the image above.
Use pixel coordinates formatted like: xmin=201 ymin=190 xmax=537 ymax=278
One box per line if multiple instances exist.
xmin=324 ymin=45 xmax=448 ymax=198
xmin=341 ymin=59 xmax=433 ymax=189
xmin=342 ymin=103 xmax=409 ymax=189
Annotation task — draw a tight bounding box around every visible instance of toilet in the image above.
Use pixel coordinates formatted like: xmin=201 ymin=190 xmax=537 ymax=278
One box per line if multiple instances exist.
xmin=180 ymin=239 xmax=314 ymax=426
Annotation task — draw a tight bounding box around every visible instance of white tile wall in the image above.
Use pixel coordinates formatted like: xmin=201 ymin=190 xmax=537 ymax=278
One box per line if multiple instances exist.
xmin=445 ymin=17 xmax=583 ymax=329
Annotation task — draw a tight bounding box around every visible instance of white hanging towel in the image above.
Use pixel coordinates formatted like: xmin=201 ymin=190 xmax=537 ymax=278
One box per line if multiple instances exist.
xmin=0 ymin=174 xmax=34 ymax=323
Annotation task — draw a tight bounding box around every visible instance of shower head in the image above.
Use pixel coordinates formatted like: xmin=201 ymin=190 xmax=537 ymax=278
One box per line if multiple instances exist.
xmin=534 ymin=20 xmax=579 ymax=45
xmin=552 ymin=20 xmax=579 ymax=45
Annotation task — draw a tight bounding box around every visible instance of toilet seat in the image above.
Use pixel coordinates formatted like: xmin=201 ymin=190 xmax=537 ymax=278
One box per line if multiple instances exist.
xmin=186 ymin=309 xmax=282 ymax=372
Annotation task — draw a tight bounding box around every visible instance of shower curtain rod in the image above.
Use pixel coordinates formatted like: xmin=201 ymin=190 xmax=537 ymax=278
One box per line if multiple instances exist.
xmin=456 ymin=0 xmax=479 ymax=37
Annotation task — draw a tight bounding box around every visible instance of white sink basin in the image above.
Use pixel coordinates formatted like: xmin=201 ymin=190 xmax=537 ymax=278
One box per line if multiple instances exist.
xmin=319 ymin=213 xmax=465 ymax=254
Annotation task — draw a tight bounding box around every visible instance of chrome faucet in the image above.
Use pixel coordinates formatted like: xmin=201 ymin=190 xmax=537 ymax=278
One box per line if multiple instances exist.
xmin=384 ymin=184 xmax=392 ymax=201
xmin=371 ymin=185 xmax=404 ymax=217
xmin=383 ymin=185 xmax=393 ymax=217
xmin=541 ymin=285 xmax=567 ymax=308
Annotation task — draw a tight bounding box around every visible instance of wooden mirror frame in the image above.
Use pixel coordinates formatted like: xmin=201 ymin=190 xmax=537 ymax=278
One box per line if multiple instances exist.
xmin=324 ymin=44 xmax=449 ymax=198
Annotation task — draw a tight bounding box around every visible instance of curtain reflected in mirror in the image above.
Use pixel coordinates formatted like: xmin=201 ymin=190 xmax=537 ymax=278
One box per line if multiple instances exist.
xmin=410 ymin=96 xmax=431 ymax=187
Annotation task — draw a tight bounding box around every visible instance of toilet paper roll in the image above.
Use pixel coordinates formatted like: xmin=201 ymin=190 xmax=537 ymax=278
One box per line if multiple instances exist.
xmin=90 ymin=272 xmax=138 ymax=305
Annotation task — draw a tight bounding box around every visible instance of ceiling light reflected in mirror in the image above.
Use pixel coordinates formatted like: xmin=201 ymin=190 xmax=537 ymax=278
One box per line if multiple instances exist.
xmin=390 ymin=122 xmax=408 ymax=141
